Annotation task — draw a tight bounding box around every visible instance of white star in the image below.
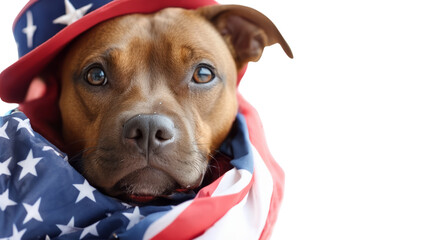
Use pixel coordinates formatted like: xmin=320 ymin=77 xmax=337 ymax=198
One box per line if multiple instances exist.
xmin=123 ymin=207 xmax=144 ymax=230
xmin=0 ymin=189 xmax=17 ymax=211
xmin=0 ymin=225 xmax=26 ymax=240
xmin=57 ymin=217 xmax=80 ymax=236
xmin=22 ymin=10 xmax=37 ymax=48
xmin=0 ymin=157 xmax=12 ymax=177
xmin=53 ymin=0 xmax=93 ymax=26
xmin=80 ymin=221 xmax=99 ymax=239
xmin=23 ymin=197 xmax=43 ymax=224
xmin=17 ymin=149 xmax=42 ymax=180
xmin=0 ymin=121 xmax=9 ymax=139
xmin=13 ymin=117 xmax=34 ymax=137
xmin=73 ymin=180 xmax=96 ymax=203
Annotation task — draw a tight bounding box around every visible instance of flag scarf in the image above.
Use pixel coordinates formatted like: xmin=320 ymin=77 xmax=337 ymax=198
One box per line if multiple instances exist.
xmin=0 ymin=100 xmax=283 ymax=239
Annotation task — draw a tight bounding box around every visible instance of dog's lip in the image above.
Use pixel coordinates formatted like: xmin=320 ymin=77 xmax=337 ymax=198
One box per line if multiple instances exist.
xmin=114 ymin=184 xmax=198 ymax=204
xmin=107 ymin=167 xmax=197 ymax=203
xmin=127 ymin=194 xmax=156 ymax=203
xmin=124 ymin=187 xmax=193 ymax=203
xmin=113 ymin=185 xmax=171 ymax=204
xmin=111 ymin=173 xmax=204 ymax=204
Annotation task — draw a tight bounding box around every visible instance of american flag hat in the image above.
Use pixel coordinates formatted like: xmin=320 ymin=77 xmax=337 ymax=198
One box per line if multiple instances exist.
xmin=0 ymin=0 xmax=285 ymax=239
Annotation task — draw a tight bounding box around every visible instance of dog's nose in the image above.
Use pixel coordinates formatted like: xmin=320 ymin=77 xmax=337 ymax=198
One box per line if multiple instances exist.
xmin=123 ymin=114 xmax=176 ymax=152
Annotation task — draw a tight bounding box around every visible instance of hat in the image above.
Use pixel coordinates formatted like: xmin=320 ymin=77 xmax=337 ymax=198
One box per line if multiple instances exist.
xmin=0 ymin=0 xmax=221 ymax=145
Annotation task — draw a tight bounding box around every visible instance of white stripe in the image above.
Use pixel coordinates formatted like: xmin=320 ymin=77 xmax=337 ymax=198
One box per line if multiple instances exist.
xmin=195 ymin=145 xmax=274 ymax=239
xmin=211 ymin=168 xmax=253 ymax=197
xmin=143 ymin=201 xmax=192 ymax=240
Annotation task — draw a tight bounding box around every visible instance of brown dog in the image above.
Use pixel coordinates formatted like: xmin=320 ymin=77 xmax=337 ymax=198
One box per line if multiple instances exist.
xmin=56 ymin=5 xmax=292 ymax=203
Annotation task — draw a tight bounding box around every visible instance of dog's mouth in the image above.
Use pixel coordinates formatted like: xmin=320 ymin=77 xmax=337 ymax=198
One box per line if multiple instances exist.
xmin=108 ymin=167 xmax=204 ymax=204
xmin=119 ymin=187 xmax=194 ymax=204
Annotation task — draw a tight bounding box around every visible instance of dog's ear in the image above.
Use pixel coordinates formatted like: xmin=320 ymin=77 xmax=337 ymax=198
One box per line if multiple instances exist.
xmin=199 ymin=5 xmax=293 ymax=69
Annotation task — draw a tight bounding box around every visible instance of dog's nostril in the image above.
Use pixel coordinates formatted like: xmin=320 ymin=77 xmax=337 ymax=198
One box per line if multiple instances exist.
xmin=155 ymin=129 xmax=173 ymax=142
xmin=128 ymin=129 xmax=143 ymax=140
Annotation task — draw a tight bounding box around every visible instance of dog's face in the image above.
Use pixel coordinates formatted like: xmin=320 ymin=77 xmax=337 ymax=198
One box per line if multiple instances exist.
xmin=58 ymin=6 xmax=291 ymax=203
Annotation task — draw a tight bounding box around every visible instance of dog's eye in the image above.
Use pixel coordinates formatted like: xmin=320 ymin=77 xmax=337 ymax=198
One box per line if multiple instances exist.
xmin=86 ymin=67 xmax=107 ymax=86
xmin=193 ymin=66 xmax=215 ymax=84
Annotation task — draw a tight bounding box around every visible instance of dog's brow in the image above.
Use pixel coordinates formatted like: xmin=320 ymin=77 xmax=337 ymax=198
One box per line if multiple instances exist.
xmin=180 ymin=45 xmax=195 ymax=63
xmin=78 ymin=47 xmax=121 ymax=70
xmin=179 ymin=44 xmax=215 ymax=64
xmin=101 ymin=47 xmax=121 ymax=59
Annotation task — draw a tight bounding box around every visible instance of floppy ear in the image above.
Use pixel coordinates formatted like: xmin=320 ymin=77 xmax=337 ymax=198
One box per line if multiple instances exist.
xmin=198 ymin=5 xmax=293 ymax=69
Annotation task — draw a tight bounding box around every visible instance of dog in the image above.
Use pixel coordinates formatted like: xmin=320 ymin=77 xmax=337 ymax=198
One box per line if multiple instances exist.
xmin=51 ymin=5 xmax=292 ymax=204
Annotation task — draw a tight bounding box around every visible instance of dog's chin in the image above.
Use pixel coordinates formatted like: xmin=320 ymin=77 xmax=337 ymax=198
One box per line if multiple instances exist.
xmin=104 ymin=167 xmax=201 ymax=204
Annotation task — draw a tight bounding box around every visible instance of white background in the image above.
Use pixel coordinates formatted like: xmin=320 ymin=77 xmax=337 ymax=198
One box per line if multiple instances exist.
xmin=1 ymin=0 xmax=429 ymax=239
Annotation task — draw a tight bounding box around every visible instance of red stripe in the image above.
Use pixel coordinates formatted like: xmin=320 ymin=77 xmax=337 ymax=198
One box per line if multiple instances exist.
xmin=152 ymin=174 xmax=254 ymax=240
xmin=195 ymin=171 xmax=223 ymax=198
xmin=237 ymin=93 xmax=285 ymax=240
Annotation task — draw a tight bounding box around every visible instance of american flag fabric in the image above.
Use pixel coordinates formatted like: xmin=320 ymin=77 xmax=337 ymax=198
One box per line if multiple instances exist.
xmin=0 ymin=106 xmax=282 ymax=239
